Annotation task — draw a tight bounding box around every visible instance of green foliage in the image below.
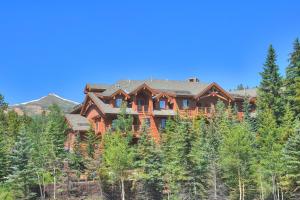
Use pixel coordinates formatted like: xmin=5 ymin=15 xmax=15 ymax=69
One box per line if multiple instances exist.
xmin=86 ymin=126 xmax=99 ymax=158
xmin=68 ymin=133 xmax=86 ymax=173
xmin=220 ymin=121 xmax=255 ymax=199
xmin=285 ymin=38 xmax=300 ymax=119
xmin=45 ymin=104 xmax=68 ymax=159
xmin=283 ymin=121 xmax=300 ymax=195
xmin=161 ymin=117 xmax=195 ymax=199
xmin=135 ymin=124 xmax=163 ymax=199
xmin=257 ymin=45 xmax=283 ymax=123
xmin=0 ymin=184 xmax=13 ymax=200
xmin=7 ymin=126 xmax=36 ymax=199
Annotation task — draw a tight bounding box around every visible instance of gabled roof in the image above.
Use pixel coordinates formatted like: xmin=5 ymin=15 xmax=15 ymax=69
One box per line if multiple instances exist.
xmin=109 ymin=89 xmax=130 ymax=99
xmin=65 ymin=114 xmax=90 ymax=131
xmin=129 ymin=83 xmax=158 ymax=95
xmin=195 ymin=82 xmax=234 ymax=101
xmin=90 ymin=79 xmax=210 ymax=97
xmin=87 ymin=92 xmax=138 ymax=115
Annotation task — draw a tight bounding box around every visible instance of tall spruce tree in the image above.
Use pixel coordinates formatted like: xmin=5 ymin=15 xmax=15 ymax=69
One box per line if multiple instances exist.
xmin=257 ymin=45 xmax=283 ymax=123
xmin=135 ymin=124 xmax=163 ymax=200
xmin=161 ymin=117 xmax=195 ymax=199
xmin=283 ymin=120 xmax=300 ymax=199
xmin=188 ymin=118 xmax=210 ymax=199
xmin=285 ymin=38 xmax=300 ymax=118
xmin=7 ymin=126 xmax=36 ymax=199
xmin=45 ymin=104 xmax=67 ymax=159
xmin=255 ymin=108 xmax=284 ymax=200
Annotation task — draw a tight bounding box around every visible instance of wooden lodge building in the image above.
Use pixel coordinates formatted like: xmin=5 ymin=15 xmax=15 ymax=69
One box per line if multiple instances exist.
xmin=64 ymin=78 xmax=257 ymax=151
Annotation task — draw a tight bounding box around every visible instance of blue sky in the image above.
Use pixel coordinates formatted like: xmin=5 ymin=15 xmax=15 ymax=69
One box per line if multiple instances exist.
xmin=0 ymin=1 xmax=299 ymax=104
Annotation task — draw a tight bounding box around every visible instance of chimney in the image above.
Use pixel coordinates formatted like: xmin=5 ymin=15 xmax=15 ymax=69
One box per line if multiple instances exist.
xmin=187 ymin=77 xmax=199 ymax=83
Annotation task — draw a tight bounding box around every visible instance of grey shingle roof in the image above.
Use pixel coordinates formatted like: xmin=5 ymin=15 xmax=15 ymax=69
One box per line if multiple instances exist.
xmin=65 ymin=114 xmax=90 ymax=131
xmin=88 ymin=92 xmax=138 ymax=115
xmin=229 ymin=88 xmax=257 ymax=98
xmin=92 ymin=79 xmax=210 ymax=96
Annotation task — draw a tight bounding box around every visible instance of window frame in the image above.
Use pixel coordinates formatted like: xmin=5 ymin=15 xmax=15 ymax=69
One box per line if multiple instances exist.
xmin=182 ymin=99 xmax=189 ymax=109
xmin=115 ymin=98 xmax=123 ymax=108
xmin=159 ymin=100 xmax=166 ymax=109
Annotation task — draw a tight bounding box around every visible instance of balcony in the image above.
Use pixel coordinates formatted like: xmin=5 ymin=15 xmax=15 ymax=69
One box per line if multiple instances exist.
xmin=137 ymin=105 xmax=149 ymax=113
xmin=179 ymin=107 xmax=215 ymax=117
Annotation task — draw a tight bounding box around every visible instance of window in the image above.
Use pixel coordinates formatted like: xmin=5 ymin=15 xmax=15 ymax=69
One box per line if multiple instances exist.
xmin=137 ymin=99 xmax=145 ymax=106
xmin=182 ymin=99 xmax=189 ymax=109
xmin=115 ymin=98 xmax=122 ymax=108
xmin=144 ymin=118 xmax=151 ymax=128
xmin=160 ymin=118 xmax=166 ymax=129
xmin=159 ymin=100 xmax=166 ymax=109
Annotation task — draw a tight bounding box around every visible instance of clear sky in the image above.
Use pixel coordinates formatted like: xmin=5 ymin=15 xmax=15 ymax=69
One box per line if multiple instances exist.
xmin=0 ymin=1 xmax=299 ymax=104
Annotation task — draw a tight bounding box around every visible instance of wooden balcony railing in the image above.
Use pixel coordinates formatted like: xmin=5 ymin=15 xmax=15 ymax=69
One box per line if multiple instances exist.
xmin=137 ymin=105 xmax=149 ymax=113
xmin=179 ymin=107 xmax=215 ymax=117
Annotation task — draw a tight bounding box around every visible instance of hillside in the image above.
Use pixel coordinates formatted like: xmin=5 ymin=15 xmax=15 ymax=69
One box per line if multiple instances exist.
xmin=10 ymin=93 xmax=79 ymax=115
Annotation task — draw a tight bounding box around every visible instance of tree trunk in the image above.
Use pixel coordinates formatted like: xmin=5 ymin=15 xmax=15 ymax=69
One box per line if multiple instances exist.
xmin=37 ymin=172 xmax=44 ymax=199
xmin=272 ymin=174 xmax=277 ymax=200
xmin=121 ymin=177 xmax=125 ymax=200
xmin=242 ymin=181 xmax=245 ymax=200
xmin=53 ymin=166 xmax=56 ymax=199
xmin=213 ymin=162 xmax=217 ymax=200
xmin=238 ymin=168 xmax=242 ymax=200
xmin=260 ymin=174 xmax=264 ymax=200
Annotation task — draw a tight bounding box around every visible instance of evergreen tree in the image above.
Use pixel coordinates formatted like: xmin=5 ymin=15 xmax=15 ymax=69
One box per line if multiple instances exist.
xmin=257 ymin=45 xmax=283 ymax=123
xmin=68 ymin=133 xmax=85 ymax=173
xmin=283 ymin=121 xmax=300 ymax=198
xmin=279 ymin=103 xmax=295 ymax=143
xmin=285 ymin=38 xmax=300 ymax=118
xmin=7 ymin=126 xmax=36 ymax=199
xmin=188 ymin=118 xmax=210 ymax=199
xmin=0 ymin=135 xmax=10 ymax=182
xmin=45 ymin=104 xmax=67 ymax=159
xmin=255 ymin=108 xmax=284 ymax=200
xmin=161 ymin=117 xmax=195 ymax=199
xmin=135 ymin=124 xmax=163 ymax=199
xmin=86 ymin=126 xmax=99 ymax=158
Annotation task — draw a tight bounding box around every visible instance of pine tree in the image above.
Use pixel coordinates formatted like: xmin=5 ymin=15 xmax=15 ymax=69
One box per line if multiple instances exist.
xmin=255 ymin=108 xmax=284 ymax=200
xmin=257 ymin=45 xmax=283 ymax=123
xmin=279 ymin=103 xmax=295 ymax=143
xmin=135 ymin=124 xmax=163 ymax=199
xmin=68 ymin=133 xmax=85 ymax=173
xmin=0 ymin=136 xmax=10 ymax=182
xmin=7 ymin=126 xmax=36 ymax=199
xmin=45 ymin=104 xmax=67 ymax=159
xmin=161 ymin=117 xmax=195 ymax=199
xmin=86 ymin=126 xmax=99 ymax=158
xmin=285 ymin=38 xmax=300 ymax=118
xmin=188 ymin=118 xmax=210 ymax=199
xmin=283 ymin=121 xmax=300 ymax=198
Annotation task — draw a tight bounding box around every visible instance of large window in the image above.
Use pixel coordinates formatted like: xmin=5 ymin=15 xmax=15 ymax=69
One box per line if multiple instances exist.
xmin=160 ymin=118 xmax=166 ymax=129
xmin=182 ymin=99 xmax=189 ymax=109
xmin=159 ymin=100 xmax=166 ymax=109
xmin=115 ymin=98 xmax=122 ymax=108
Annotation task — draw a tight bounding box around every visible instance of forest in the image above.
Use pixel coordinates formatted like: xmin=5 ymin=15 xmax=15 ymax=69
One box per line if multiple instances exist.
xmin=0 ymin=39 xmax=300 ymax=200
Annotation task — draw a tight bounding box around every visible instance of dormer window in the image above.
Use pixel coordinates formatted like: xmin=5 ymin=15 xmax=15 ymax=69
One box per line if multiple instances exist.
xmin=182 ymin=99 xmax=189 ymax=109
xmin=115 ymin=98 xmax=122 ymax=108
xmin=159 ymin=100 xmax=166 ymax=109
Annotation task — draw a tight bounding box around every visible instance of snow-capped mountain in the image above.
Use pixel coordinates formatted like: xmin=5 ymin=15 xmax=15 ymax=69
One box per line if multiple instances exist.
xmin=10 ymin=93 xmax=79 ymax=115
